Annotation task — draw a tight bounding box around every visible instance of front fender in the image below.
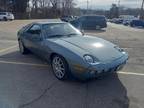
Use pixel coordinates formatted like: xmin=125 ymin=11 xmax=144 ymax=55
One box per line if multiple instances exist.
xmin=44 ymin=39 xmax=90 ymax=77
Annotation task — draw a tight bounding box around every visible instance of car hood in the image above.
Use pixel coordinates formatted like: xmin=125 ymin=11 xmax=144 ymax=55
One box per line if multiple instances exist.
xmin=59 ymin=35 xmax=123 ymax=62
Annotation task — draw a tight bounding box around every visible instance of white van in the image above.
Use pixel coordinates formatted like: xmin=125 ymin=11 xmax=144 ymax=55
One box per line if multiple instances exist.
xmin=0 ymin=12 xmax=14 ymax=21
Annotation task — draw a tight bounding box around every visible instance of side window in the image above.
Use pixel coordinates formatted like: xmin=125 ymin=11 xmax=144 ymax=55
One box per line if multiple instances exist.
xmin=79 ymin=17 xmax=86 ymax=22
xmin=0 ymin=12 xmax=6 ymax=15
xmin=43 ymin=24 xmax=52 ymax=36
xmin=27 ymin=24 xmax=41 ymax=35
xmin=87 ymin=16 xmax=96 ymax=21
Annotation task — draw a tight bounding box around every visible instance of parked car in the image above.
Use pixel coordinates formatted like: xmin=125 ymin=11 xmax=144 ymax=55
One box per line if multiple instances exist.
xmin=0 ymin=12 xmax=14 ymax=21
xmin=17 ymin=22 xmax=128 ymax=80
xmin=60 ymin=16 xmax=74 ymax=22
xmin=70 ymin=15 xmax=107 ymax=30
xmin=115 ymin=19 xmax=123 ymax=24
xmin=109 ymin=18 xmax=117 ymax=23
xmin=130 ymin=20 xmax=144 ymax=28
xmin=123 ymin=18 xmax=138 ymax=26
xmin=110 ymin=18 xmax=123 ymax=24
xmin=123 ymin=20 xmax=131 ymax=26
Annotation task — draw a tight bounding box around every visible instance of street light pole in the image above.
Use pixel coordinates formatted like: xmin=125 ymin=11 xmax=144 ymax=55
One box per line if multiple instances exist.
xmin=118 ymin=0 xmax=120 ymax=17
xmin=87 ymin=0 xmax=89 ymax=14
xmin=140 ymin=0 xmax=144 ymax=19
xmin=118 ymin=0 xmax=120 ymax=7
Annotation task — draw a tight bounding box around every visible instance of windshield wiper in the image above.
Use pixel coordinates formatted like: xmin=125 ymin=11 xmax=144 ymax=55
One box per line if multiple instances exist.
xmin=48 ymin=33 xmax=79 ymax=38
xmin=48 ymin=34 xmax=65 ymax=38
xmin=66 ymin=33 xmax=79 ymax=37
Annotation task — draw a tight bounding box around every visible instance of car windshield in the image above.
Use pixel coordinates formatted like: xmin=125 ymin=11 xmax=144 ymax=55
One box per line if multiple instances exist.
xmin=42 ymin=23 xmax=82 ymax=38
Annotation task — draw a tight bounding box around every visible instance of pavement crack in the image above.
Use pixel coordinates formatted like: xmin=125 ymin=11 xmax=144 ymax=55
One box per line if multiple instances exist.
xmin=18 ymin=81 xmax=57 ymax=108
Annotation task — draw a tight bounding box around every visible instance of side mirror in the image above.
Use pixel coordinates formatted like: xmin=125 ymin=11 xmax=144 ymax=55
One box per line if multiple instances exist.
xmin=80 ymin=29 xmax=85 ymax=36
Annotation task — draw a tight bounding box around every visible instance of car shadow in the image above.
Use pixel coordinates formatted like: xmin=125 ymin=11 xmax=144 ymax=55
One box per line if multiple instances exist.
xmin=0 ymin=50 xmax=48 ymax=65
xmin=64 ymin=73 xmax=129 ymax=108
xmin=0 ymin=51 xmax=129 ymax=108
xmin=130 ymin=26 xmax=144 ymax=29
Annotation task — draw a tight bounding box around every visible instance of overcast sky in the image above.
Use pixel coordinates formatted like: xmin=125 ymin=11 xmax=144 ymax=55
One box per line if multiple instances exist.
xmin=75 ymin=0 xmax=142 ymax=10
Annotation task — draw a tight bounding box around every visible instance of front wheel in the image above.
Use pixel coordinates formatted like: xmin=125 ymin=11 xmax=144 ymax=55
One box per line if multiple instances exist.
xmin=18 ymin=39 xmax=29 ymax=54
xmin=51 ymin=55 xmax=69 ymax=80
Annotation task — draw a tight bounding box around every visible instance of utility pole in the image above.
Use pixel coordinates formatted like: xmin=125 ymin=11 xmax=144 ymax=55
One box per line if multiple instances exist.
xmin=140 ymin=0 xmax=144 ymax=19
xmin=118 ymin=0 xmax=120 ymax=7
xmin=87 ymin=0 xmax=89 ymax=14
xmin=118 ymin=0 xmax=120 ymax=17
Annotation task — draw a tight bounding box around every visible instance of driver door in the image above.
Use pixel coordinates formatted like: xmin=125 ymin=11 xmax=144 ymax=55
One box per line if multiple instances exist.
xmin=25 ymin=24 xmax=44 ymax=56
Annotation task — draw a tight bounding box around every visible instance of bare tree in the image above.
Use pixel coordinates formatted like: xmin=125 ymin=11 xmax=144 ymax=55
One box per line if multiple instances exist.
xmin=109 ymin=4 xmax=119 ymax=18
xmin=31 ymin=0 xmax=38 ymax=11
xmin=61 ymin=0 xmax=75 ymax=16
xmin=50 ymin=0 xmax=60 ymax=17
xmin=38 ymin=0 xmax=51 ymax=8
xmin=0 ymin=0 xmax=13 ymax=11
xmin=0 ymin=0 xmax=76 ymax=19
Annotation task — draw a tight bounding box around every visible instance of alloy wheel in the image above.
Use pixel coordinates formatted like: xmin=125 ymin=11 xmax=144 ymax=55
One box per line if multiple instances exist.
xmin=52 ymin=56 xmax=66 ymax=79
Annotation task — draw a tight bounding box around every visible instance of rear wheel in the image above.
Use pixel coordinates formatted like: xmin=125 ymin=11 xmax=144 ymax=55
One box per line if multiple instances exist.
xmin=18 ymin=39 xmax=29 ymax=54
xmin=3 ymin=17 xmax=8 ymax=21
xmin=51 ymin=55 xmax=69 ymax=80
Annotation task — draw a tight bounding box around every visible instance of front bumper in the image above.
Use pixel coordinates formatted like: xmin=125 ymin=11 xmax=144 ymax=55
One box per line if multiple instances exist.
xmin=71 ymin=54 xmax=128 ymax=80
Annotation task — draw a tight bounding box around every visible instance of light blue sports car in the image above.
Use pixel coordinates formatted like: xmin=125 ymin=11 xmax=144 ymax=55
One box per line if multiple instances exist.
xmin=17 ymin=21 xmax=128 ymax=80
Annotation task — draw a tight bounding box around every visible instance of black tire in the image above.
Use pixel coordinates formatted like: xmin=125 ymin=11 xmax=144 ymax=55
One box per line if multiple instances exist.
xmin=51 ymin=55 xmax=69 ymax=80
xmin=18 ymin=39 xmax=29 ymax=54
xmin=96 ymin=25 xmax=101 ymax=30
xmin=130 ymin=23 xmax=135 ymax=27
xmin=3 ymin=17 xmax=8 ymax=21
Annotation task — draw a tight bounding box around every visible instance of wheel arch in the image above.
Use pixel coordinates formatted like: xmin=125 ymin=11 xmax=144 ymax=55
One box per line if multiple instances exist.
xmin=3 ymin=17 xmax=7 ymax=20
xmin=50 ymin=53 xmax=68 ymax=63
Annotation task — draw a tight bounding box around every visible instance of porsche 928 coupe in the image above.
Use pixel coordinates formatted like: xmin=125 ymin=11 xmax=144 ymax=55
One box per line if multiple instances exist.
xmin=17 ymin=22 xmax=128 ymax=80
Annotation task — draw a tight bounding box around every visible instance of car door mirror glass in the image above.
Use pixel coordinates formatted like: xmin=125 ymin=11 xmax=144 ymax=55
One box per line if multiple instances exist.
xmin=80 ymin=29 xmax=85 ymax=35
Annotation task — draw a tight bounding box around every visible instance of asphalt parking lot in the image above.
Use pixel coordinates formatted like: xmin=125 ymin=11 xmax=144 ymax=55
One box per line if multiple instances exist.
xmin=0 ymin=20 xmax=144 ymax=108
